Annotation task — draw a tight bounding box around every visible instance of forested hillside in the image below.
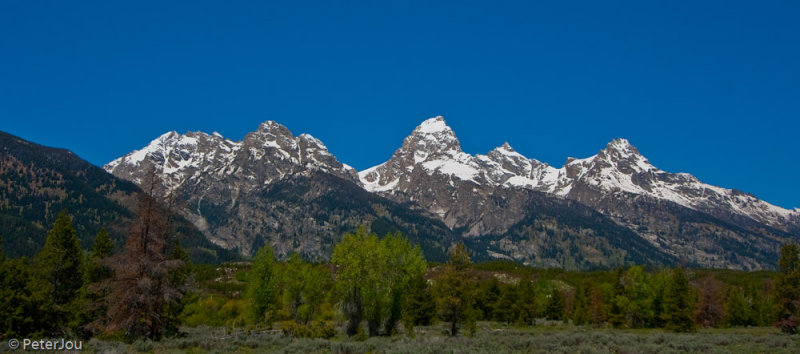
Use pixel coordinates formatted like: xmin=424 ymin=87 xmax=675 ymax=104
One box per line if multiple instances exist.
xmin=0 ymin=130 xmax=238 ymax=263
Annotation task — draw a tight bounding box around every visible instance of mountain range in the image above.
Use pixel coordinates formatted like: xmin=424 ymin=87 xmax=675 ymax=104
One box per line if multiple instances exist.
xmin=102 ymin=116 xmax=799 ymax=270
xmin=0 ymin=131 xmax=239 ymax=263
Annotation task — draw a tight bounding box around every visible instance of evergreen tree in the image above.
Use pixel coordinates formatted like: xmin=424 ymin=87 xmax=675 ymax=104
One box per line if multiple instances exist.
xmin=77 ymin=228 xmax=116 ymax=337
xmin=448 ymin=242 xmax=471 ymax=270
xmin=774 ymin=243 xmax=800 ymax=334
xmin=163 ymin=240 xmax=190 ymax=336
xmin=544 ymin=287 xmax=565 ymax=321
xmin=105 ymin=174 xmax=185 ymax=340
xmin=622 ymin=266 xmax=655 ymax=328
xmin=247 ymin=244 xmax=278 ymax=325
xmin=514 ymin=280 xmax=537 ymax=326
xmin=572 ymin=282 xmax=590 ymax=326
xmin=746 ymin=281 xmax=771 ymax=326
xmin=403 ymin=273 xmax=436 ymax=330
xmin=30 ymin=210 xmax=84 ymax=336
xmin=434 ymin=243 xmax=476 ymax=336
xmin=661 ymin=267 xmax=696 ymax=332
xmin=86 ymin=228 xmax=114 ymax=283
xmin=493 ymin=283 xmax=519 ymax=324
xmin=724 ymin=286 xmax=751 ymax=327
xmin=607 ymin=268 xmax=626 ymax=328
xmin=1 ymin=255 xmax=43 ymax=338
xmin=474 ymin=278 xmax=501 ymax=321
xmin=649 ymin=270 xmax=670 ymax=328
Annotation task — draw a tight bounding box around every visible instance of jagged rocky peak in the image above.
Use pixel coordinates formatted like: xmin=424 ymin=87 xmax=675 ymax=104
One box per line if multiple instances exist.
xmin=484 ymin=142 xmax=534 ymax=176
xmin=106 ymin=120 xmax=358 ymax=186
xmin=255 ymin=120 xmax=295 ymax=138
xmin=584 ymin=138 xmax=654 ymax=175
xmin=488 ymin=142 xmax=529 ymax=161
xmin=414 ymin=115 xmax=453 ymax=134
xmin=244 ymin=120 xmax=298 ymax=151
xmin=359 ymin=115 xmax=474 ymax=191
xmin=400 ymin=116 xmax=463 ymax=158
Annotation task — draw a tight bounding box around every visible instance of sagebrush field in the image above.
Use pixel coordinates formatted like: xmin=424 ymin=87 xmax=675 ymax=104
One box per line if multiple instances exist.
xmin=82 ymin=323 xmax=799 ymax=353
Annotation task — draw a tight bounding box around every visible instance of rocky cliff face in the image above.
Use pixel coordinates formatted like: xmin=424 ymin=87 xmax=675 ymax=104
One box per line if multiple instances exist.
xmin=106 ymin=116 xmax=798 ymax=269
xmin=104 ymin=122 xmax=454 ymax=259
xmin=358 ymin=116 xmax=799 ymax=270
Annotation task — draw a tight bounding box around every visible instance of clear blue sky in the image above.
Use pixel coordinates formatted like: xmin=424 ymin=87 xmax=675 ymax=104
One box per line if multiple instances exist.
xmin=2 ymin=1 xmax=798 ymax=209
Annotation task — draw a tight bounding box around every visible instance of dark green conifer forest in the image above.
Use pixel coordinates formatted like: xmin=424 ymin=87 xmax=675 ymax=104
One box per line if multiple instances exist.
xmin=1 ymin=207 xmax=799 ymax=350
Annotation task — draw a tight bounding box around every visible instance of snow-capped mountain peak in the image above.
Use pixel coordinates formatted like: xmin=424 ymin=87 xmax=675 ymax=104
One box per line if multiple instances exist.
xmin=498 ymin=142 xmax=514 ymax=151
xmin=596 ymin=138 xmax=655 ymax=174
xmin=401 ymin=116 xmax=463 ymax=157
xmin=358 ymin=118 xmax=798 ymax=232
xmin=415 ymin=115 xmax=452 ymax=134
xmin=105 ymin=121 xmax=358 ymax=191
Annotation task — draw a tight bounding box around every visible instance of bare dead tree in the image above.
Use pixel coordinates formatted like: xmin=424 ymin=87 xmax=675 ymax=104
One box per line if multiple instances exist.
xmin=104 ymin=167 xmax=185 ymax=340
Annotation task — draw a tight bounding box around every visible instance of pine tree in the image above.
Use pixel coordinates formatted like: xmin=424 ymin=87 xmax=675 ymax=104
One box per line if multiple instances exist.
xmin=163 ymin=240 xmax=190 ymax=336
xmin=774 ymin=243 xmax=800 ymax=334
xmin=608 ymin=268 xmax=626 ymax=328
xmin=31 ymin=210 xmax=84 ymax=336
xmin=475 ymin=278 xmax=501 ymax=321
xmin=1 ymin=235 xmax=45 ymax=338
xmin=649 ymin=270 xmax=670 ymax=328
xmin=572 ymin=282 xmax=590 ymax=326
xmin=514 ymin=280 xmax=537 ymax=326
xmin=434 ymin=243 xmax=476 ymax=336
xmin=745 ymin=281 xmax=769 ymax=326
xmin=493 ymin=283 xmax=519 ymax=324
xmin=661 ymin=267 xmax=696 ymax=332
xmin=724 ymin=286 xmax=751 ymax=327
xmin=105 ymin=173 xmax=184 ymax=340
xmin=402 ymin=273 xmax=436 ymax=334
xmin=544 ymin=287 xmax=565 ymax=321
xmin=86 ymin=228 xmax=114 ymax=283
xmin=621 ymin=266 xmax=656 ymax=328
xmin=1 ymin=257 xmax=43 ymax=339
xmin=76 ymin=228 xmax=116 ymax=337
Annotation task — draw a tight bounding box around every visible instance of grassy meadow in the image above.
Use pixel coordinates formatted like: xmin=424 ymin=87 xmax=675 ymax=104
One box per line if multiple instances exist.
xmin=79 ymin=322 xmax=799 ymax=353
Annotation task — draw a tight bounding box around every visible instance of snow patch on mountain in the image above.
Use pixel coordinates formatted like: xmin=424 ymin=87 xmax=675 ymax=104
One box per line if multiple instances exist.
xmin=105 ymin=121 xmax=358 ymax=190
xmin=417 ymin=116 xmax=451 ymax=134
xmin=357 ymin=116 xmax=799 ymax=230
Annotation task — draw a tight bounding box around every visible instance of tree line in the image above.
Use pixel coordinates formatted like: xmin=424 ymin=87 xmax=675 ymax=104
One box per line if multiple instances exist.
xmin=0 ymin=177 xmax=188 ymax=341
xmin=1 ymin=203 xmax=799 ymax=341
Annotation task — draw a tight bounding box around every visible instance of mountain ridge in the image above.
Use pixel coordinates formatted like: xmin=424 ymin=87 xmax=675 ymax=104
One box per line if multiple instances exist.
xmin=103 ymin=116 xmax=799 ymax=269
xmin=0 ymin=130 xmax=238 ymax=263
xmin=359 ymin=117 xmax=798 ymax=231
